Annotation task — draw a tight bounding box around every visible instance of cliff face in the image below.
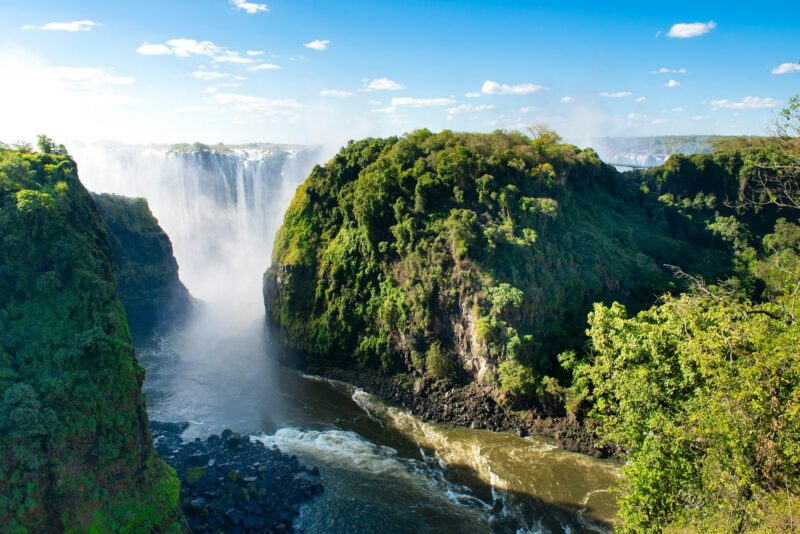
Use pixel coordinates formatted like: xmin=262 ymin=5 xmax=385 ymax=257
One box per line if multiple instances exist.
xmin=0 ymin=149 xmax=181 ymax=531
xmin=92 ymin=193 xmax=192 ymax=335
xmin=263 ymin=130 xmax=730 ymax=399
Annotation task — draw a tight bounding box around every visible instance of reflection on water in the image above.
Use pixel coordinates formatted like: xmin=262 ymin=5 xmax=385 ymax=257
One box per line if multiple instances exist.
xmin=138 ymin=308 xmax=619 ymax=534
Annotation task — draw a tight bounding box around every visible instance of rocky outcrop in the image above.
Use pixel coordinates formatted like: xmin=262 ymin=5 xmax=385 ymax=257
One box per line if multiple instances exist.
xmin=151 ymin=422 xmax=322 ymax=533
xmin=92 ymin=192 xmax=193 ymax=335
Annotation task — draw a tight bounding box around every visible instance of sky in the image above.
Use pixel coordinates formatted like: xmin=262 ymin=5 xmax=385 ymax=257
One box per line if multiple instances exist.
xmin=0 ymin=0 xmax=798 ymax=148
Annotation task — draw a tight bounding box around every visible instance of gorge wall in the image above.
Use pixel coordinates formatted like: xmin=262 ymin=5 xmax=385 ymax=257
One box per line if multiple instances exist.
xmin=0 ymin=148 xmax=182 ymax=531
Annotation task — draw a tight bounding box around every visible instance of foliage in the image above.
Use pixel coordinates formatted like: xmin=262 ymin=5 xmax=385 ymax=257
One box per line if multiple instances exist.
xmin=265 ymin=129 xmax=730 ymax=399
xmin=92 ymin=193 xmax=191 ymax=336
xmin=580 ymin=99 xmax=800 ymax=531
xmin=0 ymin=145 xmax=181 ymax=531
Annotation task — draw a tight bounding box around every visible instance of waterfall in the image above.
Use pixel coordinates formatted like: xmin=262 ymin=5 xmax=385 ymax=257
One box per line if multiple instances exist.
xmin=70 ymin=142 xmax=322 ymax=319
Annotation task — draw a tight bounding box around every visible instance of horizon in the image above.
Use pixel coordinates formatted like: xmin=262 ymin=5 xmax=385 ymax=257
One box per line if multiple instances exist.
xmin=0 ymin=1 xmax=797 ymax=149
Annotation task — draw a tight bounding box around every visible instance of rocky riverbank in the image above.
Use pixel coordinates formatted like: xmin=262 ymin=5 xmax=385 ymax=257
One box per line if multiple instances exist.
xmin=151 ymin=422 xmax=323 ymax=533
xmin=299 ymin=364 xmax=614 ymax=458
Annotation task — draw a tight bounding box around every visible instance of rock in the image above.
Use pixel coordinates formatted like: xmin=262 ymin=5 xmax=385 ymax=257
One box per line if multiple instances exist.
xmin=150 ymin=421 xmax=323 ymax=533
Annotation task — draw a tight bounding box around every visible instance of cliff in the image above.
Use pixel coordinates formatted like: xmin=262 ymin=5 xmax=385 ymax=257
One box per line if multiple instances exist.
xmin=263 ymin=129 xmax=730 ymax=403
xmin=92 ymin=193 xmax=192 ymax=335
xmin=0 ymin=147 xmax=182 ymax=531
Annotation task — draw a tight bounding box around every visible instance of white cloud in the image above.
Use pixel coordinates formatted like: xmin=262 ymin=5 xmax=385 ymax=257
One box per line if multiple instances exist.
xmin=136 ymin=38 xmax=260 ymax=65
xmin=772 ymin=62 xmax=800 ymax=75
xmin=481 ymin=80 xmax=545 ymax=95
xmin=320 ymin=89 xmax=354 ymax=98
xmin=246 ymin=50 xmax=265 ymax=56
xmin=651 ymin=118 xmax=670 ymax=125
xmin=372 ymin=106 xmax=397 ymax=114
xmin=213 ymin=92 xmax=300 ymax=116
xmin=192 ymin=70 xmax=230 ymax=80
xmin=303 ymin=39 xmax=331 ymax=51
xmin=668 ymin=21 xmax=717 ymax=38
xmin=710 ymin=96 xmax=781 ymax=110
xmin=213 ymin=54 xmax=255 ymax=64
xmin=230 ymin=0 xmax=269 ymax=14
xmin=391 ymin=97 xmax=456 ymax=107
xmin=136 ymin=43 xmax=172 ymax=56
xmin=447 ymin=104 xmax=495 ymax=116
xmin=691 ymin=115 xmax=708 ymax=121
xmin=248 ymin=63 xmax=280 ymax=71
xmin=203 ymin=86 xmax=219 ymax=93
xmin=465 ymin=92 xmax=482 ymax=98
xmin=560 ymin=96 xmax=574 ymax=103
xmin=167 ymin=38 xmax=224 ymax=57
xmin=635 ymin=96 xmax=647 ymax=103
xmin=665 ymin=79 xmax=681 ymax=88
xmin=519 ymin=106 xmax=537 ymax=113
xmin=22 ymin=20 xmax=100 ymax=32
xmin=362 ymin=78 xmax=404 ymax=91
xmin=654 ymin=67 xmax=688 ymax=74
xmin=599 ymin=91 xmax=632 ymax=98
xmin=671 ymin=107 xmax=684 ymax=112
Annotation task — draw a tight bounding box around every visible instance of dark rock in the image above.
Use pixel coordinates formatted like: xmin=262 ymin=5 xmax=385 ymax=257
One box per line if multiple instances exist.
xmin=150 ymin=421 xmax=323 ymax=533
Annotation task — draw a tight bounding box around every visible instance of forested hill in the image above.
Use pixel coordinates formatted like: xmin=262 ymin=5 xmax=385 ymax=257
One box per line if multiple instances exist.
xmin=0 ymin=145 xmax=182 ymax=531
xmin=263 ymin=129 xmax=731 ymax=395
xmin=92 ymin=193 xmax=193 ymax=336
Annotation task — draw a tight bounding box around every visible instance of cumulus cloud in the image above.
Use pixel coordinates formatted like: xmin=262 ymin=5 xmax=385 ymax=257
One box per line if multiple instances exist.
xmin=391 ymin=97 xmax=456 ymax=107
xmin=481 ymin=80 xmax=545 ymax=95
xmin=230 ymin=0 xmax=269 ymax=14
xmin=192 ymin=70 xmax=230 ymax=80
xmin=635 ymin=96 xmax=647 ymax=103
xmin=22 ymin=20 xmax=100 ymax=32
xmin=560 ymin=96 xmax=574 ymax=103
xmin=320 ymin=89 xmax=354 ymax=97
xmin=665 ymin=79 xmax=681 ymax=88
xmin=248 ymin=63 xmax=280 ymax=71
xmin=246 ymin=50 xmax=265 ymax=56
xmin=599 ymin=91 xmax=632 ymax=98
xmin=653 ymin=67 xmax=688 ymax=74
xmin=303 ymin=39 xmax=330 ymax=51
xmin=710 ymin=96 xmax=781 ymax=110
xmin=446 ymin=104 xmax=494 ymax=118
xmin=136 ymin=38 xmax=262 ymax=65
xmin=136 ymin=43 xmax=172 ymax=56
xmin=362 ymin=78 xmax=404 ymax=91
xmin=667 ymin=21 xmax=717 ymax=38
xmin=772 ymin=62 xmax=800 ymax=75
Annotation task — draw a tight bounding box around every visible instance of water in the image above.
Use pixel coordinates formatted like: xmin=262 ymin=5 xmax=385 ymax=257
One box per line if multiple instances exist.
xmin=72 ymin=143 xmax=620 ymax=533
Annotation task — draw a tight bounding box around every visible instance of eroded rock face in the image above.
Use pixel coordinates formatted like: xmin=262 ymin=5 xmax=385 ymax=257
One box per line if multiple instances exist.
xmin=151 ymin=422 xmax=323 ymax=533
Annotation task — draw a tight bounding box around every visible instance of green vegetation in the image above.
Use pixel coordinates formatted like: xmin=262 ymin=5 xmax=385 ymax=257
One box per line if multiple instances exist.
xmin=0 ymin=144 xmax=181 ymax=531
xmin=264 ymin=128 xmax=729 ymax=402
xmin=574 ymin=97 xmax=800 ymax=532
xmin=92 ymin=193 xmax=191 ymax=335
xmin=266 ymin=97 xmax=800 ymax=531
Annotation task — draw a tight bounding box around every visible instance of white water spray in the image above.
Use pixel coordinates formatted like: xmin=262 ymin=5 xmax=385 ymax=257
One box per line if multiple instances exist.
xmin=70 ymin=142 xmax=321 ymax=319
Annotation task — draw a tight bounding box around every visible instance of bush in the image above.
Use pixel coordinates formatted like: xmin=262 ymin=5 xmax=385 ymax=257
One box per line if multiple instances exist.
xmin=425 ymin=342 xmax=458 ymax=379
xmin=498 ymin=359 xmax=536 ymax=398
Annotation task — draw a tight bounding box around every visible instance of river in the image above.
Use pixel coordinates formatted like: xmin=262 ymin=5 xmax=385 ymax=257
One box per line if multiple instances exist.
xmin=136 ymin=309 xmax=619 ymax=533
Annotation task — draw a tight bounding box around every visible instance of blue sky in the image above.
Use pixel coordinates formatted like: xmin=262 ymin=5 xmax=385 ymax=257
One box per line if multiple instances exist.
xmin=0 ymin=0 xmax=797 ymax=146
